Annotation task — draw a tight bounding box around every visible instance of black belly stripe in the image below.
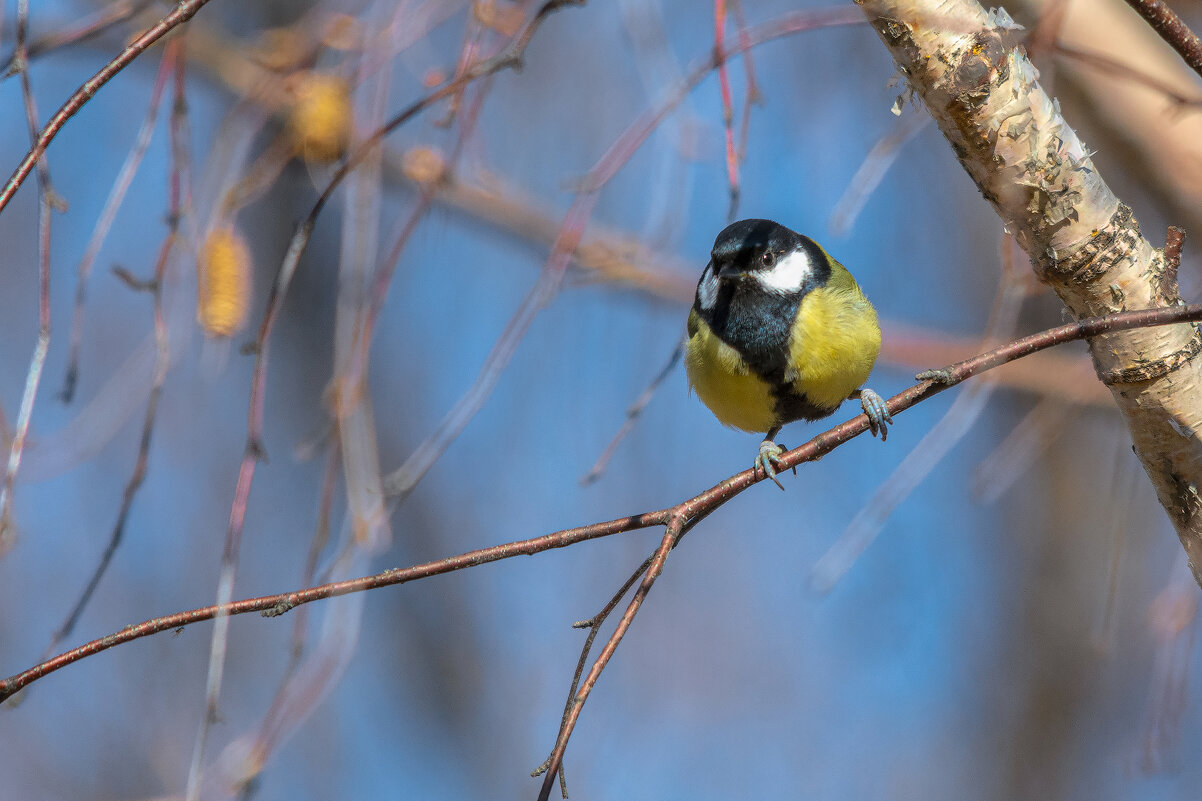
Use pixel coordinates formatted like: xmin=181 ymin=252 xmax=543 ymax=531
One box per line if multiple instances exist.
xmin=692 ymin=249 xmax=841 ymax=425
xmin=771 ymin=384 xmax=837 ymax=424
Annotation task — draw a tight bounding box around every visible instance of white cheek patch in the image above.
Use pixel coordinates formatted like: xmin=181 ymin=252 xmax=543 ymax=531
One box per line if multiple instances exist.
xmin=697 ymin=262 xmax=719 ymax=310
xmin=752 ymin=248 xmax=812 ymax=295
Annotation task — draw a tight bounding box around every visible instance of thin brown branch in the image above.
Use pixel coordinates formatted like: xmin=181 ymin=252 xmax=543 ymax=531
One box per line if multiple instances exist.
xmin=61 ymin=44 xmax=175 ymax=404
xmin=182 ymin=7 xmax=586 ymax=793
xmin=0 ymin=510 xmax=665 ymax=702
xmin=5 ymin=303 xmax=1202 ymax=704
xmin=1 ymin=0 xmax=56 ymax=546
xmin=582 ymin=343 xmax=683 ymax=485
xmin=1121 ymin=0 xmax=1202 ymax=79
xmin=714 ymin=0 xmax=740 ymax=218
xmin=13 ymin=0 xmax=62 ymax=209
xmin=0 ymin=0 xmax=154 ymax=77
xmin=41 ymin=38 xmax=186 ymax=663
xmin=531 ymin=551 xmax=657 ymax=797
xmin=536 ymin=515 xmax=686 ymax=801
xmin=0 ymin=0 xmax=215 ymax=218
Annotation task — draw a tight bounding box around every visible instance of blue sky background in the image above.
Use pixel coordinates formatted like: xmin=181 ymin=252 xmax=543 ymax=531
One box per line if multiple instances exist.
xmin=1 ymin=1 xmax=1200 ymax=799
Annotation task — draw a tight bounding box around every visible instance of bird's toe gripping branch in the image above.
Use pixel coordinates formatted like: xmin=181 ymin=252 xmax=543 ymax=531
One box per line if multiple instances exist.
xmin=853 ymin=387 xmax=893 ymax=441
xmin=756 ymin=438 xmax=790 ymax=491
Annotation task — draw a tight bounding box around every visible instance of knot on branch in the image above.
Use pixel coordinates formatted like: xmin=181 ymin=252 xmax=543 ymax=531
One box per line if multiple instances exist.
xmin=261 ymin=598 xmax=296 ymax=617
xmin=948 ymin=32 xmax=1008 ymax=97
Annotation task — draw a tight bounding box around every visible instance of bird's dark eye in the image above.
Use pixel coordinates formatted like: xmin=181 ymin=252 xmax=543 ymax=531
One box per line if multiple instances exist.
xmin=761 ymin=251 xmax=776 ymax=268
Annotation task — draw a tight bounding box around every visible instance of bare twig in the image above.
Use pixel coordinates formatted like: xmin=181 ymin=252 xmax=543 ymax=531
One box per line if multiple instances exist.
xmin=61 ymin=45 xmax=174 ymax=403
xmin=1121 ymin=0 xmax=1202 ymax=79
xmin=535 ymin=515 xmax=686 ymax=801
xmin=531 ymin=551 xmax=657 ymax=797
xmin=714 ymin=0 xmax=740 ymax=219
xmin=582 ymin=343 xmax=683 ymax=485
xmin=5 ymin=303 xmax=1202 ymax=704
xmin=729 ymin=0 xmax=761 ymax=172
xmin=0 ymin=0 xmax=215 ymax=218
xmin=43 ymin=42 xmax=184 ymax=658
xmin=0 ymin=0 xmax=56 ymax=545
xmin=182 ymin=6 xmax=587 ymax=797
xmin=0 ymin=0 xmax=155 ymax=77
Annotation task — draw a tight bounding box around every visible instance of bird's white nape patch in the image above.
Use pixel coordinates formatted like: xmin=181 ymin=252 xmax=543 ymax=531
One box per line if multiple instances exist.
xmin=752 ymin=247 xmax=812 ymax=295
xmin=697 ymin=261 xmax=719 ymax=310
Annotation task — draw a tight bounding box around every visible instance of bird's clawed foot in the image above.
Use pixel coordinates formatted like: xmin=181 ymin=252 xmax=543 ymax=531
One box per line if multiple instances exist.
xmin=851 ymin=388 xmax=893 ymax=441
xmin=756 ymin=438 xmax=790 ymax=491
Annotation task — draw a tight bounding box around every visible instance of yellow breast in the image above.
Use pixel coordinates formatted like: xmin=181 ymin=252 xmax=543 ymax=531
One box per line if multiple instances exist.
xmin=685 ymin=261 xmax=881 ymax=433
xmin=685 ymin=309 xmax=779 ymax=433
xmin=787 ymin=274 xmax=881 ymax=410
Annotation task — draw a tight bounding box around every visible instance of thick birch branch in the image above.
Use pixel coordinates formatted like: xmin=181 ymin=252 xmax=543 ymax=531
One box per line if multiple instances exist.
xmin=857 ymin=0 xmax=1202 ymax=585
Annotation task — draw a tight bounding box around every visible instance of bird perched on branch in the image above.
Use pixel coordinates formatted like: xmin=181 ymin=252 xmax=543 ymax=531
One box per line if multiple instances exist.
xmin=685 ymin=219 xmax=891 ymax=488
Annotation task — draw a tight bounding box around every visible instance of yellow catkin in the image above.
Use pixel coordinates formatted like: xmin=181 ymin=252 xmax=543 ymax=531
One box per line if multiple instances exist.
xmin=198 ymin=227 xmax=252 ymax=338
xmin=288 ymin=72 xmax=352 ymax=164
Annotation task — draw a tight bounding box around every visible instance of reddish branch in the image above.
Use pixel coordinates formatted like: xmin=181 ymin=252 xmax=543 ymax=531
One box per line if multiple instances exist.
xmin=1 ymin=0 xmax=57 ymax=546
xmin=42 ymin=39 xmax=187 ymax=662
xmin=0 ymin=0 xmax=155 ymax=76
xmin=1121 ymin=0 xmax=1202 ymax=79
xmin=714 ymin=0 xmax=740 ymax=217
xmin=190 ymin=5 xmax=587 ymax=776
xmin=0 ymin=0 xmax=215 ymax=217
xmin=61 ymin=45 xmax=177 ymax=403
xmin=0 ymin=509 xmax=660 ymax=702
xmin=4 ymin=303 xmax=1202 ymax=708
xmin=535 ymin=515 xmax=686 ymax=801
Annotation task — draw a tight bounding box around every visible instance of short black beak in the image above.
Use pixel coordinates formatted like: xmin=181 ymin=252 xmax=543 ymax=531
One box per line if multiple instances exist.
xmin=714 ymin=260 xmax=744 ymax=282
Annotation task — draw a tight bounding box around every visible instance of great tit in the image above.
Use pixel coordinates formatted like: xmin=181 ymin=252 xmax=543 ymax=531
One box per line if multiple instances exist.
xmin=685 ymin=219 xmax=891 ymax=488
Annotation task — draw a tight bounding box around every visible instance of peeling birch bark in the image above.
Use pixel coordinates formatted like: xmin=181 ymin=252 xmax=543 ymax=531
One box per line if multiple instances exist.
xmin=857 ymin=0 xmax=1202 ymax=585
